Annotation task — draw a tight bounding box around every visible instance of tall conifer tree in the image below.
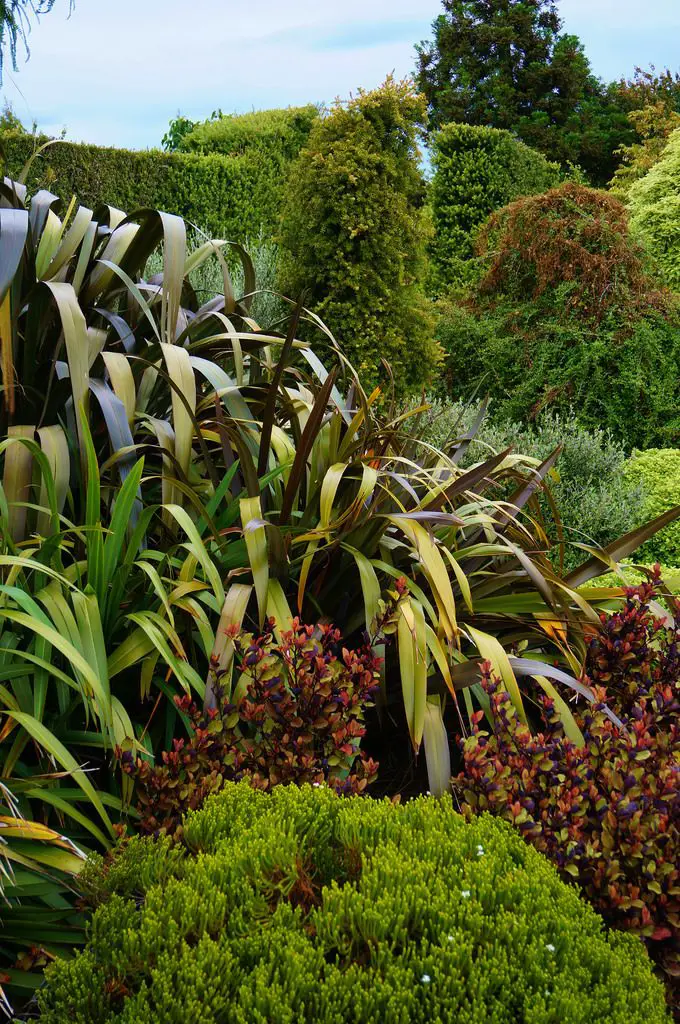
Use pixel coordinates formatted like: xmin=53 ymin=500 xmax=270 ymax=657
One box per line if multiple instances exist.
xmin=416 ymin=0 xmax=630 ymax=182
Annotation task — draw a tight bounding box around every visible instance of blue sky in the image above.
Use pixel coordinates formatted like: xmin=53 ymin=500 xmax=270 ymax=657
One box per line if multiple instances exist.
xmin=2 ymin=0 xmax=679 ymax=150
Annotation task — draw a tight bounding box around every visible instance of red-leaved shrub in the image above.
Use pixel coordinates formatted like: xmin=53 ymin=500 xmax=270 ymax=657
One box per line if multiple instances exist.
xmin=123 ymin=620 xmax=380 ymax=837
xmin=456 ymin=578 xmax=679 ymax=986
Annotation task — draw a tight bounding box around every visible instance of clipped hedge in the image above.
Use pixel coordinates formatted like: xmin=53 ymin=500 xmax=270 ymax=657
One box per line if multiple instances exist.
xmin=429 ymin=123 xmax=562 ymax=289
xmin=179 ymin=104 xmax=319 ymax=160
xmin=623 ymin=448 xmax=680 ymax=565
xmin=38 ymin=783 xmax=668 ymax=1023
xmin=0 ymin=133 xmax=284 ymax=240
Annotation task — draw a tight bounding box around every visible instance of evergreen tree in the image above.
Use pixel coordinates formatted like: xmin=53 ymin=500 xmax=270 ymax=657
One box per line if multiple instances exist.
xmin=0 ymin=1 xmax=73 ymax=83
xmin=415 ymin=0 xmax=630 ymax=183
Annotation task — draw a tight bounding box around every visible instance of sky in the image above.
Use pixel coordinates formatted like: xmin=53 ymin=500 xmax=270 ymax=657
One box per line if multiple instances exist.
xmin=1 ymin=0 xmax=679 ymax=150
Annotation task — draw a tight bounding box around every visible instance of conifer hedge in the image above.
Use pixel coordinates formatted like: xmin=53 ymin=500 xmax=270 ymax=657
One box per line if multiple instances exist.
xmin=178 ymin=104 xmax=319 ymax=160
xmin=0 ymin=133 xmax=283 ymax=240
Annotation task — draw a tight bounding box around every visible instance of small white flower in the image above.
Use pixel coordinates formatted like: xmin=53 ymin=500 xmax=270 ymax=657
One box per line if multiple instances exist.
xmin=545 ymin=990 xmax=551 ymax=998
xmin=421 ymin=974 xmax=431 ymax=984
xmin=461 ymin=890 xmax=471 ymax=899
xmin=545 ymin=944 xmax=555 ymax=953
xmin=447 ymin=935 xmax=454 ymax=942
xmin=426 ymin=790 xmax=431 ymax=796
xmin=476 ymin=845 xmax=484 ymax=856
xmin=312 ymin=782 xmax=321 ymax=788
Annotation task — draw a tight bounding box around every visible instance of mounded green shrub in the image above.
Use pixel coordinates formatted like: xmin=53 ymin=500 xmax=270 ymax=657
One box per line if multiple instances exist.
xmin=0 ymin=133 xmax=285 ymax=240
xmin=436 ymin=300 xmax=680 ymax=448
xmin=38 ymin=783 xmax=668 ymax=1023
xmin=629 ymin=129 xmax=680 ymax=288
xmin=279 ymin=78 xmax=441 ymax=395
xmin=623 ymin=448 xmax=680 ymax=565
xmin=429 ymin=123 xmax=562 ymax=289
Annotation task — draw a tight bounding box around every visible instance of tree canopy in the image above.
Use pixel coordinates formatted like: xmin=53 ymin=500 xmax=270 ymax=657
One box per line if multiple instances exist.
xmin=415 ymin=0 xmax=632 ymax=183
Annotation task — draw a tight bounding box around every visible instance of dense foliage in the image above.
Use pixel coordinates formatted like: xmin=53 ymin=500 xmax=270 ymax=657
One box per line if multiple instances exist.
xmin=0 ymin=133 xmax=286 ymax=241
xmin=420 ymin=404 xmax=646 ymax=570
xmin=436 ymin=183 xmax=680 ymax=446
xmin=4 ymin=179 xmax=668 ymax=1013
xmin=458 ymin=578 xmax=679 ymax=987
xmin=628 ymin=129 xmax=680 ymax=289
xmin=37 ymin=782 xmax=668 ymax=1023
xmin=617 ymin=66 xmax=680 ymax=111
xmin=279 ymin=78 xmax=440 ymax=393
xmin=475 ymin=182 xmax=662 ymax=318
xmin=428 ymin=123 xmax=561 ymax=289
xmin=609 ymin=66 xmax=680 ymax=199
xmin=623 ymin=449 xmax=680 ymax=566
xmin=415 ymin=0 xmax=633 ymax=183
xmin=177 ymin=105 xmax=319 ymax=160
xmin=3 ymin=121 xmax=680 ymax=1012
xmin=0 ymin=779 xmax=86 ymax=1016
xmin=123 ymin=620 xmax=380 ymax=837
xmin=610 ymin=103 xmax=680 ymax=197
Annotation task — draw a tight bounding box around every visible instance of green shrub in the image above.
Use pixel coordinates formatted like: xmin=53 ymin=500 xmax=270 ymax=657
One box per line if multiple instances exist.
xmin=179 ymin=105 xmax=319 ymax=160
xmin=279 ymin=78 xmax=441 ymax=394
xmin=628 ymin=129 xmax=680 ymax=288
xmin=38 ymin=783 xmax=668 ymax=1023
xmin=437 ymin=302 xmax=680 ymax=448
xmin=429 ymin=123 xmax=562 ymax=289
xmin=609 ymin=103 xmax=680 ymax=198
xmin=623 ymin=449 xmax=680 ymax=564
xmin=436 ymin=184 xmax=680 ymax=447
xmin=0 ymin=133 xmax=285 ymax=240
xmin=584 ymin=564 xmax=680 ymax=593
xmin=420 ymin=404 xmax=645 ymax=570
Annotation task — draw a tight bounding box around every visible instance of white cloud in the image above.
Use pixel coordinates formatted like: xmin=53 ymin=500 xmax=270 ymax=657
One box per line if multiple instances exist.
xmin=1 ymin=0 xmax=678 ymax=148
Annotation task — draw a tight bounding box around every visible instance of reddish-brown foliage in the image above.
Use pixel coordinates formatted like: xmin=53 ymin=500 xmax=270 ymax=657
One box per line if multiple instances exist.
xmin=475 ymin=182 xmax=667 ymax=320
xmin=122 ymin=620 xmax=380 ymax=838
xmin=456 ymin=575 xmax=679 ymax=992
